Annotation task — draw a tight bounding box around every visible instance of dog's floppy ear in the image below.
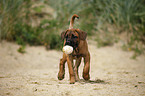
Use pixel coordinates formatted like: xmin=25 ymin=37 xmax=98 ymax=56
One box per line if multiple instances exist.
xmin=61 ymin=31 xmax=66 ymax=40
xmin=76 ymin=29 xmax=87 ymax=40
xmin=61 ymin=30 xmax=68 ymax=40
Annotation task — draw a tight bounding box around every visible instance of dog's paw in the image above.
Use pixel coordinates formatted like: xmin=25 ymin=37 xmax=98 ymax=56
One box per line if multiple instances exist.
xmin=70 ymin=80 xmax=75 ymax=84
xmin=70 ymin=76 xmax=75 ymax=84
xmin=58 ymin=73 xmax=65 ymax=80
xmin=83 ymin=73 xmax=90 ymax=81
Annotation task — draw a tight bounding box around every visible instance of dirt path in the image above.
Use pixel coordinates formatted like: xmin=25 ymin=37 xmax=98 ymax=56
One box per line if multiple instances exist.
xmin=0 ymin=41 xmax=145 ymax=96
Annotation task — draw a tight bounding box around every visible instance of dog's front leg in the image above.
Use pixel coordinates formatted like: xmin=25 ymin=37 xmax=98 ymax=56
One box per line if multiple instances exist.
xmin=58 ymin=53 xmax=67 ymax=80
xmin=67 ymin=55 xmax=75 ymax=84
xmin=83 ymin=52 xmax=90 ymax=80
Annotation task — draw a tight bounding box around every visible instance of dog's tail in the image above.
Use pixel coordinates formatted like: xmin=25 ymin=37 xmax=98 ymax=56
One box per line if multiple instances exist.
xmin=69 ymin=14 xmax=79 ymax=29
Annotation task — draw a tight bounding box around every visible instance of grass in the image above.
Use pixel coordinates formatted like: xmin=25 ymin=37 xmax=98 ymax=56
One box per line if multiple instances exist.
xmin=0 ymin=0 xmax=144 ymax=57
xmin=0 ymin=0 xmax=23 ymax=40
xmin=89 ymin=0 xmax=145 ymax=57
xmin=0 ymin=0 xmax=62 ymax=50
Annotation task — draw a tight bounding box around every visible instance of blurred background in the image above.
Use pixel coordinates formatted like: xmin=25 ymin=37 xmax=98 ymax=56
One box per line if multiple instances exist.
xmin=0 ymin=0 xmax=145 ymax=58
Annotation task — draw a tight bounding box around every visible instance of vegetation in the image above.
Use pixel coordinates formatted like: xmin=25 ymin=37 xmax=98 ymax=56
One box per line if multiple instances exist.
xmin=0 ymin=0 xmax=144 ymax=57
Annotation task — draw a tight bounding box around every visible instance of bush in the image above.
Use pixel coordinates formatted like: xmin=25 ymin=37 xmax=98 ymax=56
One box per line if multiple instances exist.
xmin=14 ymin=22 xmax=42 ymax=45
xmin=0 ymin=0 xmax=24 ymax=40
xmin=0 ymin=0 xmax=144 ymax=55
xmin=0 ymin=0 xmax=62 ymax=50
xmin=87 ymin=0 xmax=145 ymax=55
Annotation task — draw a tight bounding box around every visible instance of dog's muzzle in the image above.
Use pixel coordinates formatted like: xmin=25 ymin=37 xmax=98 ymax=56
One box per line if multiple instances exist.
xmin=65 ymin=40 xmax=73 ymax=46
xmin=65 ymin=40 xmax=78 ymax=50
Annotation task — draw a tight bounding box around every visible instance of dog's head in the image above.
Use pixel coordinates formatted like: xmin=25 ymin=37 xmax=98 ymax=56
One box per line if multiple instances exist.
xmin=61 ymin=29 xmax=87 ymax=49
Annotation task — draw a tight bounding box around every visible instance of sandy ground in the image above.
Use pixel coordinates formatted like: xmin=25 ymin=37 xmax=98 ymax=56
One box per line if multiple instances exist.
xmin=0 ymin=40 xmax=145 ymax=96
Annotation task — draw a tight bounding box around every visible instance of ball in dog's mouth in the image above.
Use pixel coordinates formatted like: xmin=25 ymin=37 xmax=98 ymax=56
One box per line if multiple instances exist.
xmin=62 ymin=45 xmax=73 ymax=54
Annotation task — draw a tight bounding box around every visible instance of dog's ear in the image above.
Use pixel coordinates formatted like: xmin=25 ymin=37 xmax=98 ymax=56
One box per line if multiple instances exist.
xmin=76 ymin=29 xmax=87 ymax=40
xmin=61 ymin=30 xmax=69 ymax=40
xmin=61 ymin=31 xmax=66 ymax=40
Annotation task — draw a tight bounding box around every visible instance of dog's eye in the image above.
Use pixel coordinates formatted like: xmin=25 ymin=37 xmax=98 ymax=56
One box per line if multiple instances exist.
xmin=72 ymin=34 xmax=78 ymax=38
xmin=74 ymin=36 xmax=78 ymax=38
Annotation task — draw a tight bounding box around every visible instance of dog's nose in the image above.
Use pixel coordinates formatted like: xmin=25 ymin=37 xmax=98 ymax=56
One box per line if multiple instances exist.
xmin=65 ymin=41 xmax=71 ymax=45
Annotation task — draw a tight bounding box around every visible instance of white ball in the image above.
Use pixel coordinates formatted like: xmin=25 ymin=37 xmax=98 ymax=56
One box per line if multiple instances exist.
xmin=63 ymin=45 xmax=73 ymax=54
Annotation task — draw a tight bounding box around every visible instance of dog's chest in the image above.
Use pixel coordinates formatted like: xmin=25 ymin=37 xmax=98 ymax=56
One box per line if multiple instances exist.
xmin=71 ymin=51 xmax=84 ymax=59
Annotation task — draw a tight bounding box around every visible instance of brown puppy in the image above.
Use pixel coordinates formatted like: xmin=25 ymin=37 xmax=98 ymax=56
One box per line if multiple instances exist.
xmin=58 ymin=14 xmax=90 ymax=84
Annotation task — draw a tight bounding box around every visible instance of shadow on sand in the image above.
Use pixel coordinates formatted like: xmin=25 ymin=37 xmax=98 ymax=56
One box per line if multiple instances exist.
xmin=78 ymin=79 xmax=109 ymax=84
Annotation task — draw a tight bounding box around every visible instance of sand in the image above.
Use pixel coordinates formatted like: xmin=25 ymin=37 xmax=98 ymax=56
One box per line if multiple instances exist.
xmin=0 ymin=40 xmax=145 ymax=96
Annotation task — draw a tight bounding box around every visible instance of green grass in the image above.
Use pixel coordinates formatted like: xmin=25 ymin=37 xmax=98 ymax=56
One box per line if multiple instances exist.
xmin=0 ymin=0 xmax=144 ymax=56
xmin=0 ymin=0 xmax=23 ymax=40
xmin=89 ymin=0 xmax=145 ymax=57
xmin=0 ymin=0 xmax=62 ymax=50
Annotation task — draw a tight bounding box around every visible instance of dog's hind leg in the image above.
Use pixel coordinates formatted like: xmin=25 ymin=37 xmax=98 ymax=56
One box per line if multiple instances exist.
xmin=83 ymin=52 xmax=90 ymax=80
xmin=58 ymin=53 xmax=67 ymax=80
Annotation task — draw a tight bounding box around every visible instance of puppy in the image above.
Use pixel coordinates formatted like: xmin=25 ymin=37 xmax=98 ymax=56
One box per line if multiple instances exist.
xmin=58 ymin=14 xmax=90 ymax=84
